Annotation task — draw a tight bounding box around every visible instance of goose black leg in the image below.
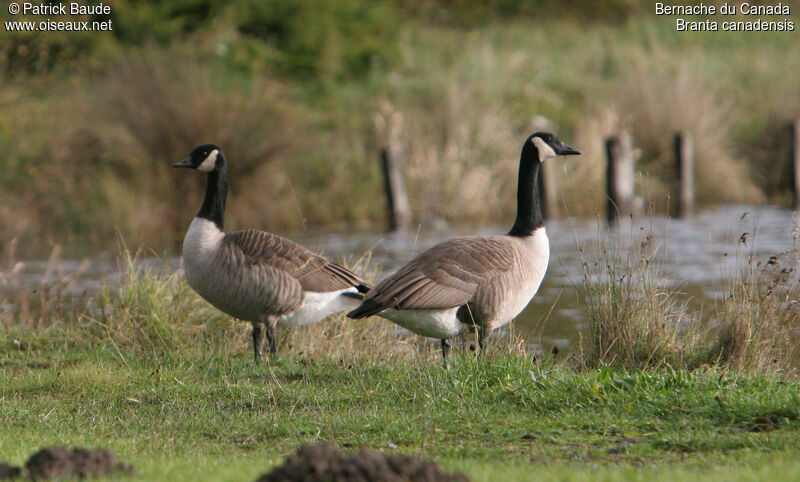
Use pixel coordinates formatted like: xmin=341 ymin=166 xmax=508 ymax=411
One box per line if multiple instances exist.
xmin=252 ymin=321 xmax=265 ymax=362
xmin=478 ymin=325 xmax=488 ymax=356
xmin=441 ymin=338 xmax=453 ymax=370
xmin=440 ymin=338 xmax=452 ymax=358
xmin=265 ymin=317 xmax=279 ymax=359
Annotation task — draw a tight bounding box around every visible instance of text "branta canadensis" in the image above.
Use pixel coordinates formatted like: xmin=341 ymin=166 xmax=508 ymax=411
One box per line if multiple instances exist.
xmin=347 ymin=132 xmax=580 ymax=358
xmin=174 ymin=145 xmax=370 ymax=361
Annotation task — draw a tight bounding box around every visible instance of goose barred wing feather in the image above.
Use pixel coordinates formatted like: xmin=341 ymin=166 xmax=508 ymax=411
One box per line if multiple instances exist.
xmin=224 ymin=230 xmax=367 ymax=293
xmin=359 ymin=236 xmax=516 ymax=313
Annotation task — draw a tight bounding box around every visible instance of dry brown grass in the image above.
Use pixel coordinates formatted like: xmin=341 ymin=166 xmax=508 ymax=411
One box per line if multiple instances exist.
xmin=616 ymin=63 xmax=761 ymax=206
xmin=89 ymin=47 xmax=305 ymax=240
xmin=1 ymin=239 xmax=527 ymax=364
xmin=564 ymin=61 xmax=764 ymax=216
xmin=0 ymin=243 xmax=428 ymax=362
xmin=4 ymin=227 xmax=798 ymax=372
xmin=370 ymin=92 xmax=521 ymax=227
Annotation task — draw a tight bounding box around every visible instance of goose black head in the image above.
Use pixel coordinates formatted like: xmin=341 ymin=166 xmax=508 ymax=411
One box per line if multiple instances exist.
xmin=525 ymin=132 xmax=581 ymax=162
xmin=173 ymin=144 xmax=225 ymax=173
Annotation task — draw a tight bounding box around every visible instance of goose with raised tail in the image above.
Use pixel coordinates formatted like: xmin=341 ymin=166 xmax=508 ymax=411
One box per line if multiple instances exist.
xmin=347 ymin=132 xmax=580 ymax=358
xmin=174 ymin=145 xmax=370 ymax=361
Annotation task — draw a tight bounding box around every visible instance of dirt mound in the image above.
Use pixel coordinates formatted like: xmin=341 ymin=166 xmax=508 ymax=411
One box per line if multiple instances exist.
xmin=0 ymin=463 xmax=21 ymax=480
xmin=24 ymin=446 xmax=132 ymax=480
xmin=256 ymin=443 xmax=469 ymax=482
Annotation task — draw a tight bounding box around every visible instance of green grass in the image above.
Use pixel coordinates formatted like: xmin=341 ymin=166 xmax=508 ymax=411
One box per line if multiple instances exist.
xmin=2 ymin=337 xmax=800 ymax=481
xmin=2 ymin=249 xmax=800 ymax=480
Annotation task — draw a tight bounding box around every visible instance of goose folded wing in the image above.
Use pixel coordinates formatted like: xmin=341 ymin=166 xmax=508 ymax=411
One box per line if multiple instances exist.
xmin=365 ymin=236 xmax=515 ymax=311
xmin=224 ymin=230 xmax=366 ymax=293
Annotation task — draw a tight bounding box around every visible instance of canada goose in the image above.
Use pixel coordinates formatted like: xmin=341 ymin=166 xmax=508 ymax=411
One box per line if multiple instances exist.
xmin=347 ymin=132 xmax=580 ymax=358
xmin=174 ymin=145 xmax=370 ymax=361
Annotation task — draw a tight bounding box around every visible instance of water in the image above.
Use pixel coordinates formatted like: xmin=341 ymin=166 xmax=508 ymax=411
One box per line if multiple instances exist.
xmin=300 ymin=204 xmax=796 ymax=350
xmin=4 ymin=204 xmax=797 ymax=352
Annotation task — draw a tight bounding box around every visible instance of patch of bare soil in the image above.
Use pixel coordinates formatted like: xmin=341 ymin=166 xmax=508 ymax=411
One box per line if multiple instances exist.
xmin=256 ymin=443 xmax=469 ymax=482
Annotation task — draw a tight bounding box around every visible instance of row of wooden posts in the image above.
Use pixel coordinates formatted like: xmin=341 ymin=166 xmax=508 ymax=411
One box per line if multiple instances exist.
xmin=378 ymin=127 xmax=798 ymax=231
xmin=603 ymin=131 xmax=695 ymax=222
xmin=378 ymin=133 xmax=696 ymax=232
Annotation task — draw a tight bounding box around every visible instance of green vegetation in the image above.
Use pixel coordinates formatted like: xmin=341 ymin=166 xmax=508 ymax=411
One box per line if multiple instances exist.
xmin=3 ymin=330 xmax=800 ymax=480
xmin=2 ymin=1 xmax=800 ymax=249
xmin=1 ymin=246 xmax=799 ymax=479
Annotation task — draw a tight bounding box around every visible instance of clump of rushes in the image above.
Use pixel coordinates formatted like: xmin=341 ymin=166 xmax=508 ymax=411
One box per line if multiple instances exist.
xmin=577 ymin=223 xmax=703 ymax=369
xmin=710 ymin=222 xmax=800 ymax=376
xmin=578 ymin=218 xmax=800 ymax=375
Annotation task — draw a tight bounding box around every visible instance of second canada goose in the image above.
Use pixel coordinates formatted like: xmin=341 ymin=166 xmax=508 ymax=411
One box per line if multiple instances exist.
xmin=174 ymin=145 xmax=370 ymax=361
xmin=347 ymin=132 xmax=580 ymax=358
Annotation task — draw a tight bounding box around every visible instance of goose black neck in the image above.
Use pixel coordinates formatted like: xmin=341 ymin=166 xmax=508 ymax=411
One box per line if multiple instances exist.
xmin=197 ymin=165 xmax=228 ymax=231
xmin=508 ymin=145 xmax=544 ymax=237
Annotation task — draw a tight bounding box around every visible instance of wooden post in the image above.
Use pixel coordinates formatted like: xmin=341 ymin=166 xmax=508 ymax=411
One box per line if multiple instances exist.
xmin=380 ymin=147 xmax=411 ymax=232
xmin=605 ymin=132 xmax=635 ymax=223
xmin=792 ymin=120 xmax=800 ymax=210
xmin=530 ymin=115 xmax=559 ymax=219
xmin=673 ymin=131 xmax=695 ymax=217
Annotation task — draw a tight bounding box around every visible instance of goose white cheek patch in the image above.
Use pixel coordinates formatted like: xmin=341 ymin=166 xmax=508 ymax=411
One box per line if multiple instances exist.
xmin=197 ymin=149 xmax=219 ymax=172
xmin=532 ymin=137 xmax=557 ymax=161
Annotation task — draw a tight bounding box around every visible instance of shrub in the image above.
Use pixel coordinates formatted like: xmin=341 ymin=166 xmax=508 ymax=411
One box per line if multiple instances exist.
xmin=234 ymin=0 xmax=399 ymax=81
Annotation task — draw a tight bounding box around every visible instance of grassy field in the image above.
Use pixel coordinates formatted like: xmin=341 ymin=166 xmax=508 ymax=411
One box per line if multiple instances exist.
xmin=2 ymin=335 xmax=800 ymax=481
xmin=0 ymin=228 xmax=797 ymax=480
xmin=0 ymin=248 xmax=798 ymax=481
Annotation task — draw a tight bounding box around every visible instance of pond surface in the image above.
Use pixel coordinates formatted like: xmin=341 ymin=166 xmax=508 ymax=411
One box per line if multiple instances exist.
xmin=309 ymin=204 xmax=797 ymax=352
xmin=5 ymin=204 xmax=797 ymax=353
